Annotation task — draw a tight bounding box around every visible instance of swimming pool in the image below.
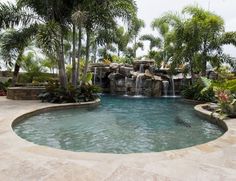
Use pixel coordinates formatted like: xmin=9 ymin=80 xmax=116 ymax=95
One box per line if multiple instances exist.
xmin=13 ymin=96 xmax=224 ymax=154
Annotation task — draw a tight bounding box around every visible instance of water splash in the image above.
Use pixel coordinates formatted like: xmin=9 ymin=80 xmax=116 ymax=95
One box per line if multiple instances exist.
xmin=135 ymin=74 xmax=144 ymax=96
xmin=124 ymin=77 xmax=128 ymax=96
xmin=93 ymin=67 xmax=97 ymax=85
xmin=162 ymin=80 xmax=169 ymax=97
xmin=171 ymin=76 xmax=176 ymax=97
xmin=139 ymin=64 xmax=144 ymax=73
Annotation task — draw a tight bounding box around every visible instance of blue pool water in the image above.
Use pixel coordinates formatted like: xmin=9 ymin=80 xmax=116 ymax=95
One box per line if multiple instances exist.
xmin=13 ymin=96 xmax=224 ymax=154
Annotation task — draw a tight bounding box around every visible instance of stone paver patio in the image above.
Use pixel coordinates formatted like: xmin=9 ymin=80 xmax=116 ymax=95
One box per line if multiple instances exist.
xmin=0 ymin=96 xmax=236 ymax=180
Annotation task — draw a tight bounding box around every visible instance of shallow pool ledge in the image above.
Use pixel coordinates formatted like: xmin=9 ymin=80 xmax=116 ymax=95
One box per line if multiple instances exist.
xmin=1 ymin=97 xmax=236 ymax=180
xmin=12 ymin=98 xmax=101 ymax=127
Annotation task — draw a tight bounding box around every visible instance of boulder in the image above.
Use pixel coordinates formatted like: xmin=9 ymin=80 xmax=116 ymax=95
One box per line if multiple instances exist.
xmin=110 ymin=63 xmax=120 ymax=70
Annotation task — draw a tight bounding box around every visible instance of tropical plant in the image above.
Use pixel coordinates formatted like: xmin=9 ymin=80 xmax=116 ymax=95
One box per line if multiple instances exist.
xmin=114 ymin=26 xmax=131 ymax=56
xmin=38 ymin=80 xmax=101 ymax=103
xmin=181 ymin=77 xmax=215 ymax=102
xmin=215 ymin=90 xmax=236 ymax=117
xmin=20 ymin=52 xmax=46 ymax=83
xmin=140 ymin=34 xmax=162 ymax=51
xmin=0 ymin=25 xmax=38 ymax=86
xmin=130 ymin=18 xmax=145 ymax=58
xmin=152 ymin=5 xmax=236 ymax=81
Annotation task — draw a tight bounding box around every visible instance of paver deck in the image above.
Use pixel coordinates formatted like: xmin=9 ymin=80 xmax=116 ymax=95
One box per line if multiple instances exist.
xmin=0 ymin=96 xmax=236 ymax=180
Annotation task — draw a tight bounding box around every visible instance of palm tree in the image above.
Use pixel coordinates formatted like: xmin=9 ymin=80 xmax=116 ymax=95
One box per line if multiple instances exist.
xmin=0 ymin=25 xmax=38 ymax=86
xmin=17 ymin=0 xmax=81 ymax=88
xmin=0 ymin=2 xmax=31 ymax=30
xmin=140 ymin=34 xmax=162 ymax=51
xmin=114 ymin=26 xmax=131 ymax=57
xmin=0 ymin=2 xmax=38 ymax=86
xmin=130 ymin=18 xmax=145 ymax=58
xmin=154 ymin=5 xmax=236 ymax=79
xmin=72 ymin=0 xmax=137 ymax=84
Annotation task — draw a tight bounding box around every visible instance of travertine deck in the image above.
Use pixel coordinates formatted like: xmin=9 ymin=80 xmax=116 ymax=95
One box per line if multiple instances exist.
xmin=0 ymin=96 xmax=236 ymax=181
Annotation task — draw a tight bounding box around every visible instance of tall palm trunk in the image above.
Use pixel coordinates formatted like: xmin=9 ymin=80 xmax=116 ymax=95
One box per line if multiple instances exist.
xmin=134 ymin=35 xmax=137 ymax=58
xmin=58 ymin=31 xmax=67 ymax=88
xmin=71 ymin=23 xmax=77 ymax=87
xmin=93 ymin=43 xmax=97 ymax=63
xmin=12 ymin=63 xmax=20 ymax=87
xmin=82 ymin=29 xmax=90 ymax=84
xmin=189 ymin=57 xmax=194 ymax=85
xmin=77 ymin=27 xmax=82 ymax=85
xmin=11 ymin=51 xmax=23 ymax=87
xmin=201 ymin=40 xmax=208 ymax=76
xmin=201 ymin=50 xmax=207 ymax=77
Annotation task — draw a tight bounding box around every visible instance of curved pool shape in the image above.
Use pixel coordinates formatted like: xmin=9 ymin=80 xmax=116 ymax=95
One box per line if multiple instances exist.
xmin=13 ymin=96 xmax=224 ymax=154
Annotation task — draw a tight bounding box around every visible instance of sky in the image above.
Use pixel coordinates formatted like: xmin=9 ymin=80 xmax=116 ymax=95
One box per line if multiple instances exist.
xmin=1 ymin=0 xmax=236 ymax=58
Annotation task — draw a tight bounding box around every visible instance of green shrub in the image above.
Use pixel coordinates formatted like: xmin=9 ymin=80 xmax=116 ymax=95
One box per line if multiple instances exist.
xmin=0 ymin=80 xmax=11 ymax=92
xmin=213 ymin=79 xmax=236 ymax=94
xmin=38 ymin=80 xmax=102 ymax=103
xmin=181 ymin=77 xmax=215 ymax=102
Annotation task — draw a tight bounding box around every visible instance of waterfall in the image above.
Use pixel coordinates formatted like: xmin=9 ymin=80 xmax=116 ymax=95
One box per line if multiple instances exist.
xmin=171 ymin=77 xmax=176 ymax=97
xmin=139 ymin=64 xmax=144 ymax=73
xmin=124 ymin=77 xmax=128 ymax=96
xmin=93 ymin=67 xmax=97 ymax=85
xmin=135 ymin=74 xmax=144 ymax=96
xmin=162 ymin=81 xmax=169 ymax=97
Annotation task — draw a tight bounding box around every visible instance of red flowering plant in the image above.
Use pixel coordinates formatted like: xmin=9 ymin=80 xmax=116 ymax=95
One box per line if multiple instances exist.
xmin=216 ymin=90 xmax=236 ymax=117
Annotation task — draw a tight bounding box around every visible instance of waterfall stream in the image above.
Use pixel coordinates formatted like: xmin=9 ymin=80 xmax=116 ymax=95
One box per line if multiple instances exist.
xmin=124 ymin=77 xmax=128 ymax=96
xmin=171 ymin=77 xmax=176 ymax=97
xmin=93 ymin=67 xmax=97 ymax=85
xmin=135 ymin=74 xmax=144 ymax=96
xmin=139 ymin=64 xmax=144 ymax=73
xmin=162 ymin=81 xmax=169 ymax=97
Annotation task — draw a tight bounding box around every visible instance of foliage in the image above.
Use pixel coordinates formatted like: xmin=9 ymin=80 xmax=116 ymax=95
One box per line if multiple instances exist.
xmin=181 ymin=77 xmax=215 ymax=102
xmin=140 ymin=34 xmax=161 ymax=51
xmin=114 ymin=26 xmax=131 ymax=56
xmin=215 ymin=66 xmax=235 ymax=81
xmin=0 ymin=25 xmax=38 ymax=66
xmin=0 ymin=2 xmax=32 ymax=30
xmin=152 ymin=5 xmax=236 ymax=78
xmin=213 ymin=79 xmax=236 ymax=94
xmin=38 ymin=80 xmax=101 ymax=103
xmin=19 ymin=52 xmax=46 ymax=83
xmin=0 ymin=80 xmax=10 ymax=92
xmin=215 ymin=90 xmax=236 ymax=117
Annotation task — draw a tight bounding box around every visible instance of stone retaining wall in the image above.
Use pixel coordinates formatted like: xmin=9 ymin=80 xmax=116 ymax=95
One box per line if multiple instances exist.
xmin=7 ymin=87 xmax=45 ymax=100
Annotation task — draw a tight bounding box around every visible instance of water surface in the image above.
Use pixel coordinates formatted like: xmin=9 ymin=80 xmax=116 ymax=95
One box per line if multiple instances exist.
xmin=14 ymin=96 xmax=224 ymax=154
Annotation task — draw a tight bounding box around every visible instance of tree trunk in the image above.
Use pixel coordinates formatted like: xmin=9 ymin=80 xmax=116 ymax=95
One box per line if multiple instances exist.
xmin=201 ymin=40 xmax=208 ymax=76
xmin=58 ymin=31 xmax=67 ymax=89
xmin=189 ymin=57 xmax=194 ymax=85
xmin=118 ymin=45 xmax=120 ymax=57
xmin=11 ymin=51 xmax=23 ymax=87
xmin=72 ymin=24 xmax=77 ymax=87
xmin=77 ymin=27 xmax=82 ymax=85
xmin=93 ymin=43 xmax=97 ymax=63
xmin=12 ymin=63 xmax=20 ymax=87
xmin=82 ymin=29 xmax=90 ymax=84
xmin=201 ymin=52 xmax=207 ymax=76
xmin=134 ymin=35 xmax=137 ymax=58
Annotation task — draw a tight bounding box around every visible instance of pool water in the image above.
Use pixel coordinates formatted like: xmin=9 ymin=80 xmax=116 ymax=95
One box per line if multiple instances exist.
xmin=13 ymin=96 xmax=224 ymax=154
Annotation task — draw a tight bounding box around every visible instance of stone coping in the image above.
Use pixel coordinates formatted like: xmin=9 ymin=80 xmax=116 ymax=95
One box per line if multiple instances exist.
xmin=8 ymin=86 xmax=46 ymax=90
xmin=0 ymin=97 xmax=236 ymax=180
